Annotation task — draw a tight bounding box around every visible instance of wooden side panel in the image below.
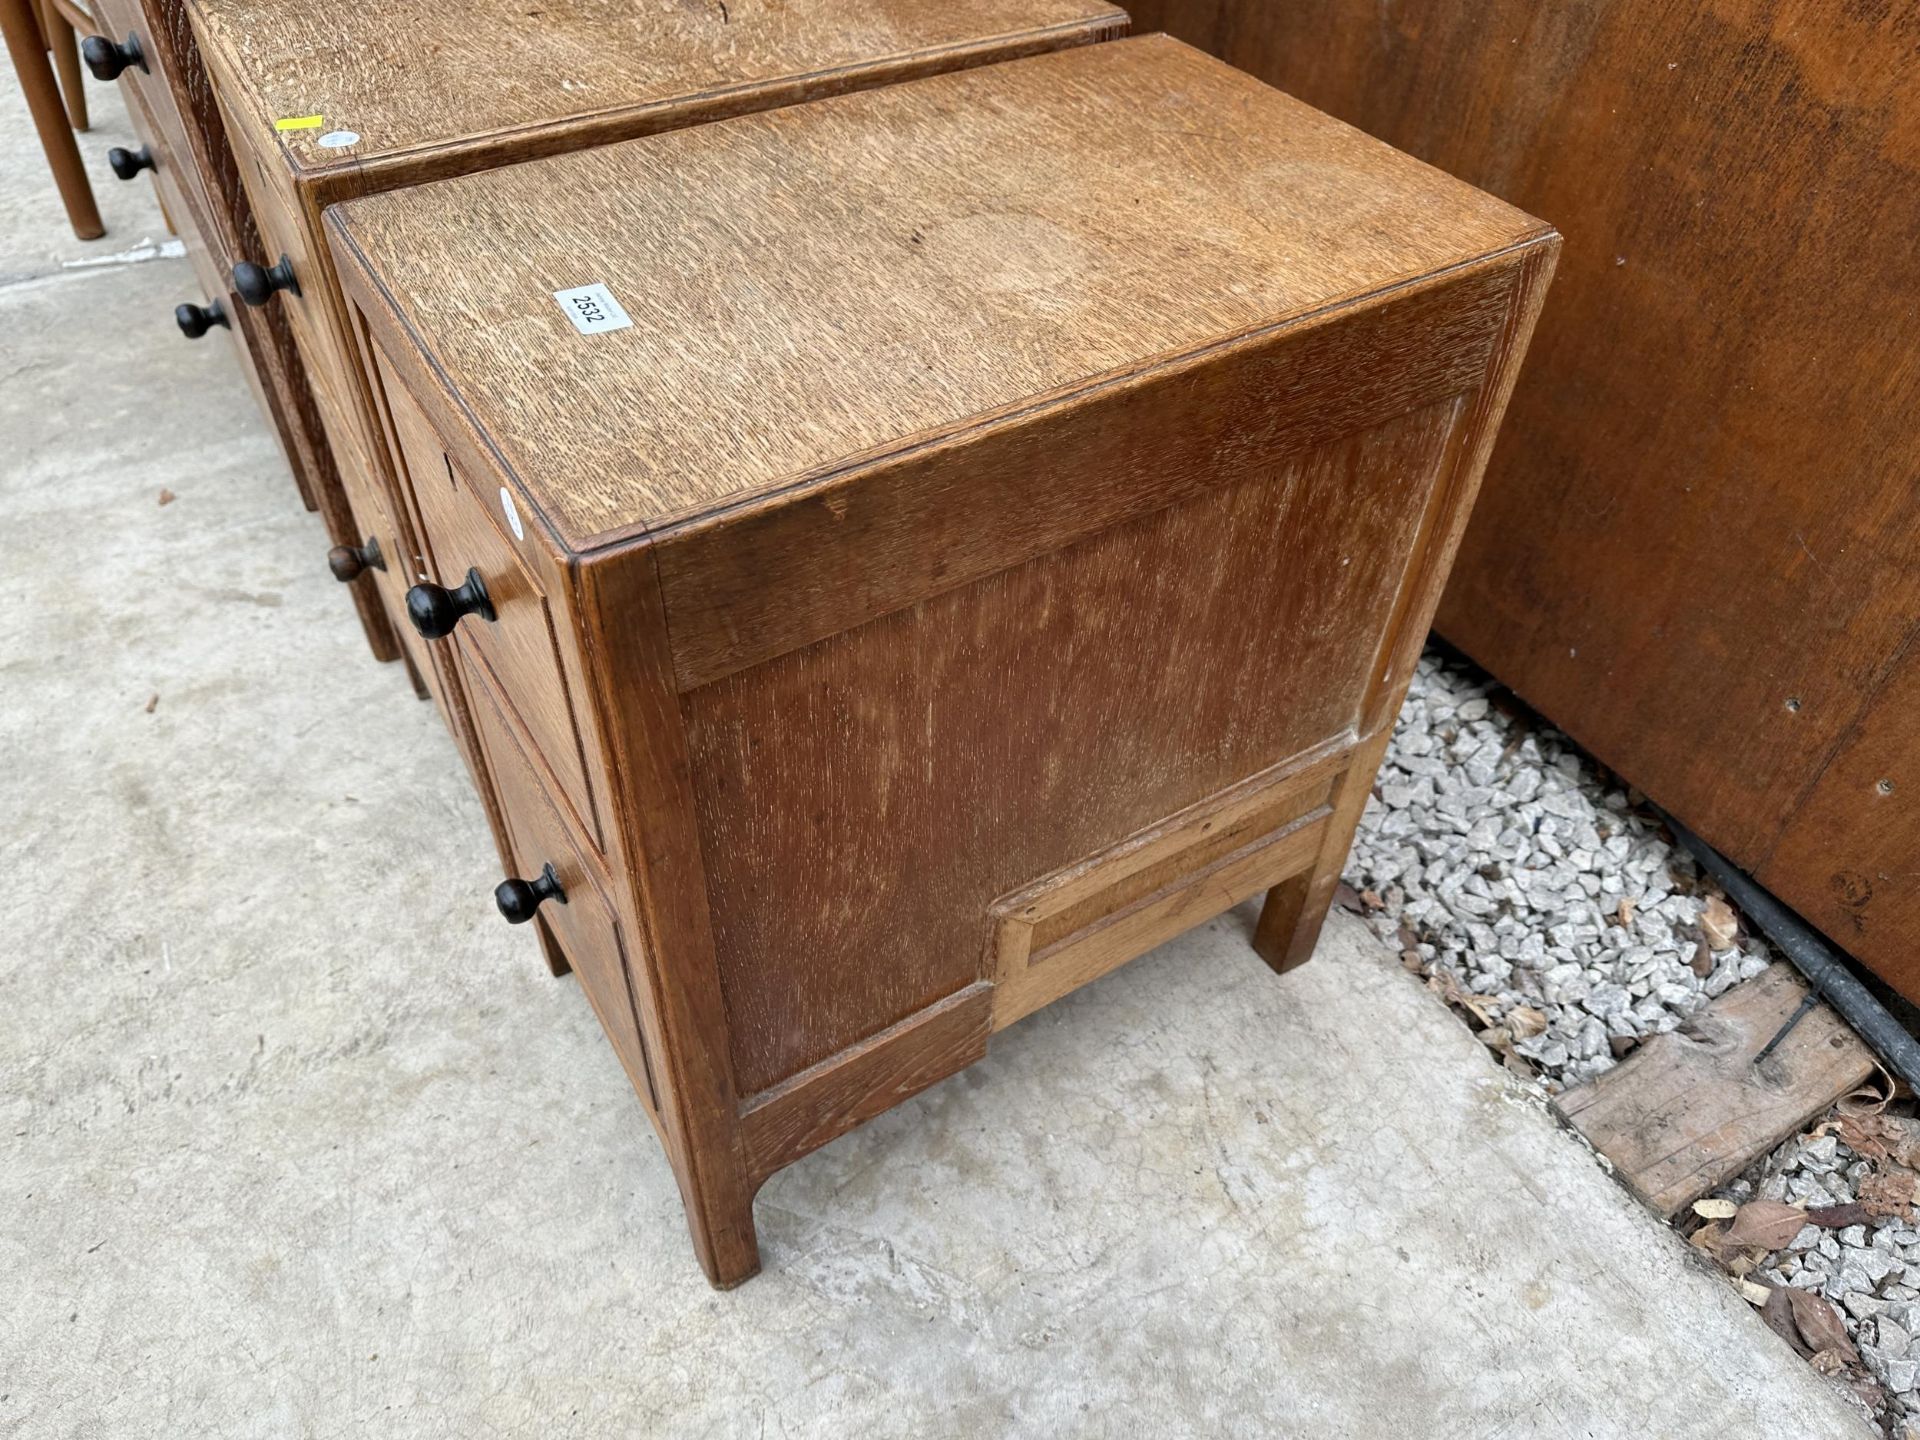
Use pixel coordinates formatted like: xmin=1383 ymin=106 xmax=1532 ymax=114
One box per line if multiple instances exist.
xmin=1139 ymin=0 xmax=1920 ymax=976
xmin=683 ymin=399 xmax=1464 ymax=1096
xmin=1761 ymin=638 xmax=1920 ymax=995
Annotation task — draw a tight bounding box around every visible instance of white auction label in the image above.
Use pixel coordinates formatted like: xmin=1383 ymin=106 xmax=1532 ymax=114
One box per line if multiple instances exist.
xmin=499 ymin=486 xmax=524 ymax=541
xmin=552 ymin=282 xmax=632 ymax=335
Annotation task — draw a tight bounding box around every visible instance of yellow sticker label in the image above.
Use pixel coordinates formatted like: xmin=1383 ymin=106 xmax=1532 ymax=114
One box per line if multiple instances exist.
xmin=273 ymin=114 xmax=324 ymax=132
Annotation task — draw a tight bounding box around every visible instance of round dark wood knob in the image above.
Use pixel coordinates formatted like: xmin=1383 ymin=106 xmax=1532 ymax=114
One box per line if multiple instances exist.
xmin=232 ymin=255 xmax=300 ymax=306
xmin=107 ymin=145 xmax=154 ymax=181
xmin=81 ymin=33 xmax=145 ymax=80
xmin=495 ymin=863 xmax=566 ymax=924
xmin=327 ymin=537 xmax=385 ymax=581
xmin=406 ymin=568 xmax=495 ymax=638
xmin=175 ymin=300 xmax=229 ymax=339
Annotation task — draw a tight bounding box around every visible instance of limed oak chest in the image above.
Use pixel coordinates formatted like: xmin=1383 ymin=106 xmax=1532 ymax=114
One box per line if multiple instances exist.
xmin=327 ymin=35 xmax=1556 ymax=1286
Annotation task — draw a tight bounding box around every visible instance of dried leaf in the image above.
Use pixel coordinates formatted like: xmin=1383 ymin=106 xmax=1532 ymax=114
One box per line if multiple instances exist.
xmin=1501 ymin=1049 xmax=1537 ymax=1080
xmin=1838 ymin=1067 xmax=1896 ymax=1116
xmin=1508 ymin=1006 xmax=1548 ymax=1040
xmin=1460 ymin=993 xmax=1501 ymax=1028
xmin=1690 ymin=938 xmax=1714 ymax=978
xmin=1724 ymin=1200 xmax=1810 ymax=1250
xmin=1608 ymin=1033 xmax=1639 ymax=1059
xmin=1424 ymin=971 xmax=1500 ymax=1029
xmin=1808 ymin=1202 xmax=1872 ymax=1230
xmin=1689 ymin=1220 xmax=1733 ymax=1259
xmin=1615 ymin=896 xmax=1637 ymax=927
xmin=1701 ymin=895 xmax=1739 ymax=950
xmin=1761 ymin=1285 xmax=1814 ymax=1358
xmin=1808 ymin=1347 xmax=1851 ymax=1378
xmin=1787 ymin=1289 xmax=1858 ymax=1363
xmin=1737 ymin=1278 xmax=1772 ymax=1306
xmin=1861 ymin=1171 xmax=1917 ymax=1219
xmin=143 ymin=694 xmax=158 ymax=715
xmin=157 ymin=488 xmax=176 ymax=506
xmin=1333 ymin=882 xmax=1365 ymax=914
xmin=1692 ymin=1198 xmax=1740 ymax=1221
xmin=1836 ymin=1112 xmax=1899 ymax=1164
xmin=1359 ymin=889 xmax=1385 ymax=912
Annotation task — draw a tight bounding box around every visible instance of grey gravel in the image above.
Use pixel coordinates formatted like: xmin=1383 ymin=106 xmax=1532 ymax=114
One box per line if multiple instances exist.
xmin=1343 ymin=651 xmax=1772 ymax=1092
xmin=1342 ymin=651 xmax=1904 ymax=1422
xmin=1736 ymin=1128 xmax=1920 ymax=1418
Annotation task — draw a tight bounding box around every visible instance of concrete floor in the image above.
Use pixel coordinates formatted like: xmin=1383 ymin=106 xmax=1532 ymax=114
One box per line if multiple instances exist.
xmin=0 ymin=73 xmax=1868 ymax=1440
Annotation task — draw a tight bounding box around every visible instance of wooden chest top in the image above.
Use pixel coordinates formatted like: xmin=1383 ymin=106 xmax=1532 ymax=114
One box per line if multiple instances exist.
xmin=329 ymin=36 xmax=1548 ymax=550
xmin=190 ymin=0 xmax=1126 ymax=178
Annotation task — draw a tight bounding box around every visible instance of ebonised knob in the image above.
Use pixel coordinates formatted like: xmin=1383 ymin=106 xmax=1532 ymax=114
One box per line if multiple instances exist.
xmin=232 ymin=255 xmax=300 ymax=306
xmin=175 ymin=300 xmax=229 ymax=339
xmin=495 ymin=863 xmax=565 ymax=924
xmin=406 ymin=568 xmax=495 ymax=638
xmin=327 ymin=538 xmax=385 ymax=581
xmin=107 ymin=146 xmax=154 ymax=181
xmin=81 ymin=33 xmax=145 ymax=80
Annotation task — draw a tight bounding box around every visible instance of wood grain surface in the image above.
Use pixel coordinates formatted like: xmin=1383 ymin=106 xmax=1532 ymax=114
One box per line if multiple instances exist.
xmin=1132 ymin=0 xmax=1920 ymax=990
xmin=684 ymin=398 xmax=1462 ymax=1094
xmin=328 ymin=35 xmax=1548 ymax=548
xmin=192 ymin=0 xmax=1123 ymax=177
xmin=1762 ymin=637 xmax=1920 ymax=991
xmin=1554 ymin=963 xmax=1876 ymax=1218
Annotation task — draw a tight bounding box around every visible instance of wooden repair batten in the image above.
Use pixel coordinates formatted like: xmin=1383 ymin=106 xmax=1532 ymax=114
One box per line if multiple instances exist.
xmin=324 ymin=37 xmax=1557 ymax=1286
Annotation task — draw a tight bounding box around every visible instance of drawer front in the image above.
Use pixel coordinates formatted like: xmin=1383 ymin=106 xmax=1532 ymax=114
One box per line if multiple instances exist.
xmin=151 ymin=160 xmax=295 ymax=443
xmin=461 ymin=651 xmax=658 ymax=1117
xmin=90 ymin=0 xmax=213 ymax=229
xmin=377 ymin=361 xmax=602 ymax=851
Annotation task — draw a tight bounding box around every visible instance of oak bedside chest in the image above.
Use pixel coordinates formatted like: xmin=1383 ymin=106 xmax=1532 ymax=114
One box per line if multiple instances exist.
xmin=74 ymin=0 xmax=395 ymax=657
xmin=183 ymin=0 xmax=1127 ymax=675
xmin=327 ymin=35 xmax=1556 ymax=1286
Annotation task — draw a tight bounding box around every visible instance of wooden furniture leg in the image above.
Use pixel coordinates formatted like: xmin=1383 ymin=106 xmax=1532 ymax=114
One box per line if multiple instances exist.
xmin=1 ymin=0 xmax=102 ymax=239
xmin=37 ymin=0 xmax=85 ymax=131
xmin=1253 ymin=726 xmax=1395 ymax=975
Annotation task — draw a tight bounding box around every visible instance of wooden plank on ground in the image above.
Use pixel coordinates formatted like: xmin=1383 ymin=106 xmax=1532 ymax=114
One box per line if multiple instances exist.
xmin=1554 ymin=963 xmax=1878 ymax=1218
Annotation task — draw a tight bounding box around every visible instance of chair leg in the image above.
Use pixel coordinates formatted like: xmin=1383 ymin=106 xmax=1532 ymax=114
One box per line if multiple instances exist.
xmin=1 ymin=0 xmax=102 ymax=238
xmin=37 ymin=0 xmax=87 ymax=131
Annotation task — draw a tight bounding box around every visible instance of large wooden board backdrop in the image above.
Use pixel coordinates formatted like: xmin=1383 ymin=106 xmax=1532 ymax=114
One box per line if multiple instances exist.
xmin=1130 ymin=0 xmax=1920 ymax=996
